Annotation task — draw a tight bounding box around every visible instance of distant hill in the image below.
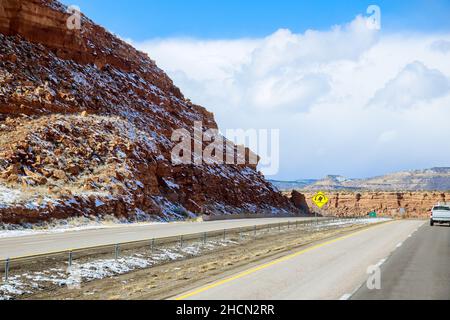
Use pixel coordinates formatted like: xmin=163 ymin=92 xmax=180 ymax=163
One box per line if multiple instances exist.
xmin=269 ymin=179 xmax=318 ymax=191
xmin=271 ymin=167 xmax=450 ymax=192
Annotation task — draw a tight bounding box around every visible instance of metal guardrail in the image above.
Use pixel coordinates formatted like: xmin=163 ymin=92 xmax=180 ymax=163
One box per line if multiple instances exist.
xmin=0 ymin=217 xmax=366 ymax=284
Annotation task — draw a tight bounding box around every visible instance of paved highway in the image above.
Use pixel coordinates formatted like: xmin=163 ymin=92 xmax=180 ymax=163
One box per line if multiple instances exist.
xmin=174 ymin=220 xmax=426 ymax=300
xmin=0 ymin=217 xmax=315 ymax=259
xmin=353 ymin=223 xmax=450 ymax=300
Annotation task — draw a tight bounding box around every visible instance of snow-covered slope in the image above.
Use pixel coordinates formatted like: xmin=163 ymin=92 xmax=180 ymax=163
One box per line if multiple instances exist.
xmin=0 ymin=0 xmax=296 ymax=224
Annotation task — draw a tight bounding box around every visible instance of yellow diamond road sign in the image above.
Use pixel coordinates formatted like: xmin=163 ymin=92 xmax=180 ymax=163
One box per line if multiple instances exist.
xmin=312 ymin=192 xmax=329 ymax=209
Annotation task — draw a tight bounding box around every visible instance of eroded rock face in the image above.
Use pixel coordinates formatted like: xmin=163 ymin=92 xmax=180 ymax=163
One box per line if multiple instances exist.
xmin=290 ymin=190 xmax=310 ymax=214
xmin=302 ymin=192 xmax=447 ymax=218
xmin=0 ymin=0 xmax=181 ymax=97
xmin=0 ymin=0 xmax=296 ymax=224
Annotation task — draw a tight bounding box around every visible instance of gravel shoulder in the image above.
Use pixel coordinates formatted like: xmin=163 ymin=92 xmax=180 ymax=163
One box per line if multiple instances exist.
xmin=27 ymin=222 xmax=386 ymax=300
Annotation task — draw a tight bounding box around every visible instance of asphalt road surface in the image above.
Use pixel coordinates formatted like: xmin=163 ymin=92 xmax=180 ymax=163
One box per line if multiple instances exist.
xmin=0 ymin=217 xmax=315 ymax=259
xmin=353 ymin=223 xmax=450 ymax=300
xmin=174 ymin=220 xmax=426 ymax=300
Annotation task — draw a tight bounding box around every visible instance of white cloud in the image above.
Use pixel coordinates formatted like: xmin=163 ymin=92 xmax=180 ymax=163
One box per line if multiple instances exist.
xmin=377 ymin=130 xmax=398 ymax=145
xmin=134 ymin=17 xmax=450 ymax=179
xmin=430 ymin=40 xmax=450 ymax=54
xmin=369 ymin=61 xmax=450 ymax=109
xmin=136 ymin=38 xmax=259 ymax=81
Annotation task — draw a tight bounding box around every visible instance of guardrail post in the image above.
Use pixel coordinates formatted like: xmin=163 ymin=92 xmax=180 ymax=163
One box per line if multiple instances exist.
xmin=254 ymin=225 xmax=257 ymax=238
xmin=68 ymin=251 xmax=73 ymax=268
xmin=223 ymin=229 xmax=226 ymax=241
xmin=115 ymin=244 xmax=120 ymax=260
xmin=203 ymin=232 xmax=207 ymax=245
xmin=150 ymin=239 xmax=155 ymax=253
xmin=239 ymin=229 xmax=242 ymax=241
xmin=180 ymin=235 xmax=184 ymax=248
xmin=4 ymin=258 xmax=10 ymax=283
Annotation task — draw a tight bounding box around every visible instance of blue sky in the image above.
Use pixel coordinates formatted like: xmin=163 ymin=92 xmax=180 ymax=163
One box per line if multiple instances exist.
xmin=62 ymin=0 xmax=450 ymax=40
xmin=60 ymin=1 xmax=450 ymax=180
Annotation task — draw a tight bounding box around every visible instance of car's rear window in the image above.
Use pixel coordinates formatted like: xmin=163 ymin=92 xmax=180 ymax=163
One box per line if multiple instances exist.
xmin=433 ymin=206 xmax=450 ymax=211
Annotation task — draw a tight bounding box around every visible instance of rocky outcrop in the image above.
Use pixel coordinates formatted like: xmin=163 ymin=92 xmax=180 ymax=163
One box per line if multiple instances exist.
xmin=0 ymin=0 xmax=181 ymax=97
xmin=290 ymin=190 xmax=310 ymax=214
xmin=0 ymin=0 xmax=297 ymax=224
xmin=301 ymin=192 xmax=447 ymax=218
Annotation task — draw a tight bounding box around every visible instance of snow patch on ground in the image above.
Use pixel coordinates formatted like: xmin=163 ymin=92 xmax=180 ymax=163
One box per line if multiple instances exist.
xmin=163 ymin=178 xmax=180 ymax=190
xmin=0 ymin=186 xmax=21 ymax=209
xmin=0 ymin=240 xmax=236 ymax=300
xmin=323 ymin=218 xmax=392 ymax=227
xmin=0 ymin=218 xmax=389 ymax=300
xmin=0 ymin=218 xmax=167 ymax=239
xmin=0 ymin=225 xmax=106 ymax=239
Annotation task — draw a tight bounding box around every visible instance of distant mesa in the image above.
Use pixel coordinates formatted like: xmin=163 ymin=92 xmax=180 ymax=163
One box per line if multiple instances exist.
xmin=274 ymin=168 xmax=450 ymax=219
xmin=271 ymin=167 xmax=450 ymax=192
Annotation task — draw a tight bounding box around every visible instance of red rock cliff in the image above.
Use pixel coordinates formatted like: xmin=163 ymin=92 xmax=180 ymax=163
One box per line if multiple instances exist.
xmin=302 ymin=192 xmax=446 ymax=218
xmin=0 ymin=0 xmax=297 ymax=224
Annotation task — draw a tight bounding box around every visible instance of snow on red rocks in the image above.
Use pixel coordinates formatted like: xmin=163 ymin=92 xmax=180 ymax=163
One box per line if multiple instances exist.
xmin=0 ymin=0 xmax=298 ymax=224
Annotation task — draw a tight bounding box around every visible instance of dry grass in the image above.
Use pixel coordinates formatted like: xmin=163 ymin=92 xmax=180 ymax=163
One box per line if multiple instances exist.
xmin=27 ymin=222 xmax=378 ymax=300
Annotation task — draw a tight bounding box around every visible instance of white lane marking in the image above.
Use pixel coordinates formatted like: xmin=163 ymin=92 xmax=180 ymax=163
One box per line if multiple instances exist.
xmin=343 ymin=257 xmax=388 ymax=301
xmin=376 ymin=258 xmax=387 ymax=267
xmin=342 ymin=277 xmax=372 ymax=301
xmin=344 ymin=222 xmax=424 ymax=301
xmin=340 ymin=294 xmax=352 ymax=300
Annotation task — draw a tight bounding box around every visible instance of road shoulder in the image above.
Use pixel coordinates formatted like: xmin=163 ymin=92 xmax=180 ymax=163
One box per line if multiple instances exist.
xmin=27 ymin=222 xmax=386 ymax=300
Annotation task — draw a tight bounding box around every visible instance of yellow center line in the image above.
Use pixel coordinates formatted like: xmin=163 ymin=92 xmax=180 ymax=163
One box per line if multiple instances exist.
xmin=174 ymin=221 xmax=394 ymax=300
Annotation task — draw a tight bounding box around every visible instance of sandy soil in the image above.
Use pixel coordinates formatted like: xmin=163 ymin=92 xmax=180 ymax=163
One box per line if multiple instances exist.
xmin=27 ymin=223 xmax=381 ymax=300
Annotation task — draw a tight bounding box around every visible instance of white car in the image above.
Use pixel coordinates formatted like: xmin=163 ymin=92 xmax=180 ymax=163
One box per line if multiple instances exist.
xmin=430 ymin=205 xmax=450 ymax=226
